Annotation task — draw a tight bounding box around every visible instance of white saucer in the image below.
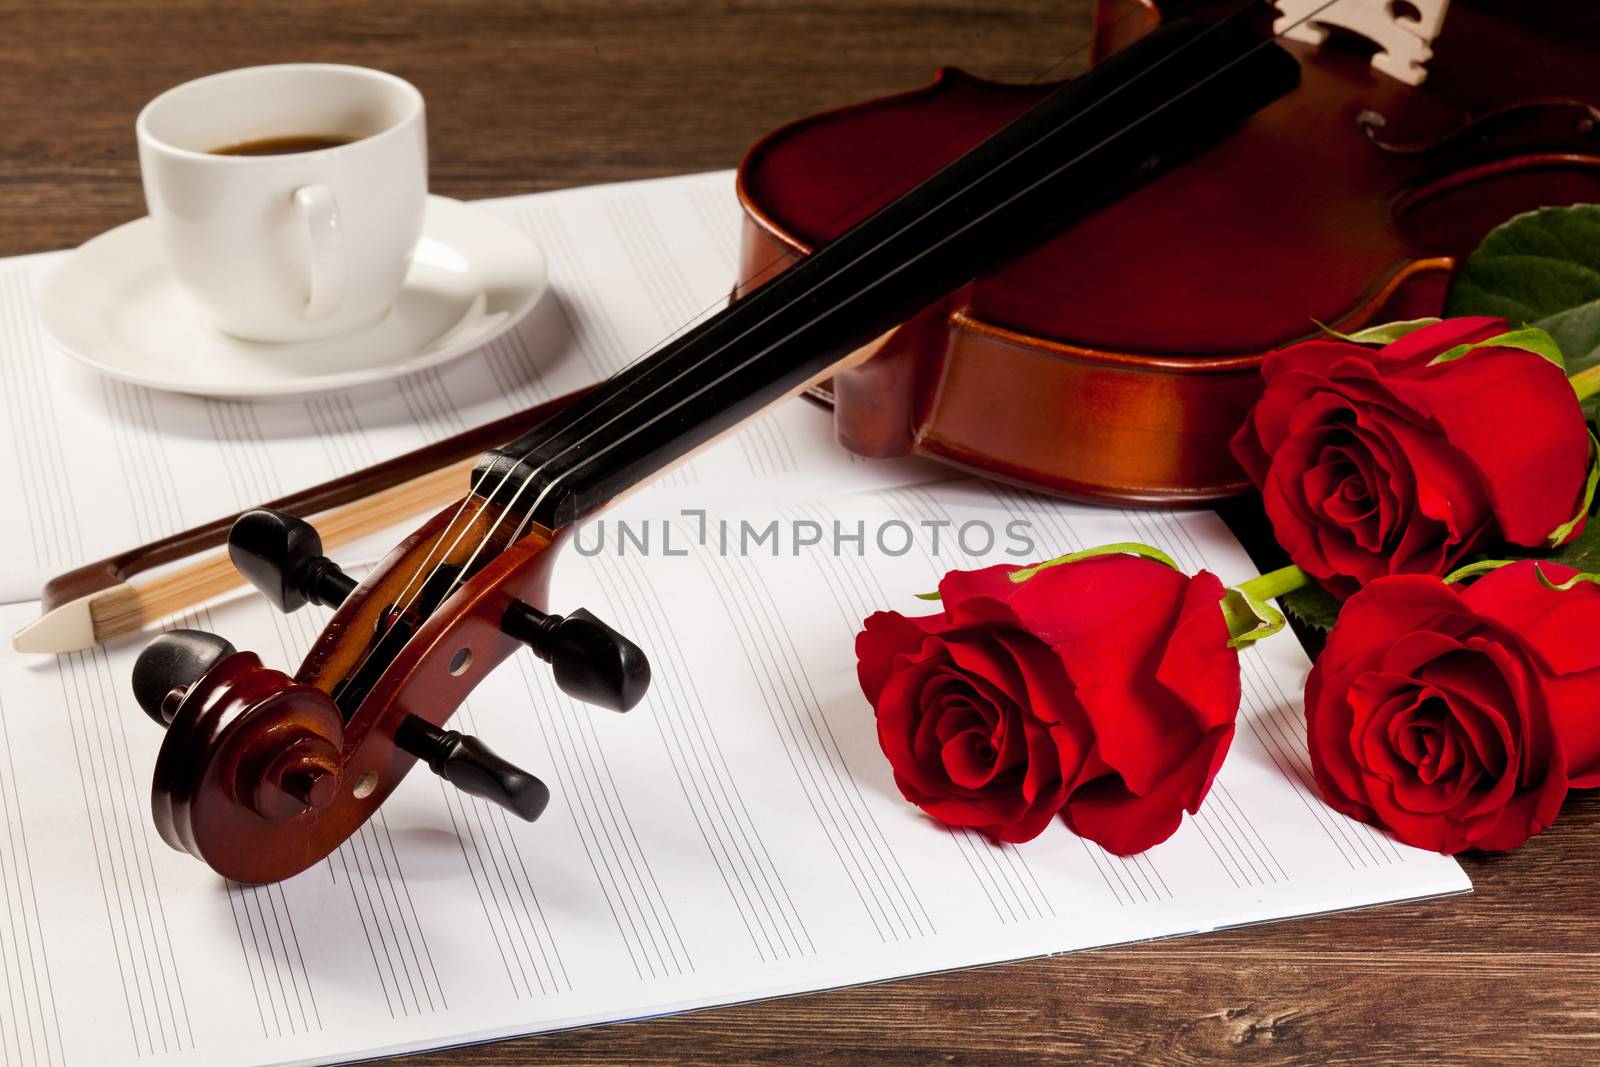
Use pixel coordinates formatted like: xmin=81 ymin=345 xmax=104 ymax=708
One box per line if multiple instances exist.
xmin=39 ymin=195 xmax=547 ymax=398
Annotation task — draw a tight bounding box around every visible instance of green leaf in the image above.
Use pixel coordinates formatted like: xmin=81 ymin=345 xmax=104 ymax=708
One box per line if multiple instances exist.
xmin=1447 ymin=203 xmax=1600 ymax=411
xmin=1427 ymin=326 xmax=1566 ymax=369
xmin=1007 ymin=541 xmax=1179 ymax=584
xmin=1547 ymin=431 xmax=1600 ymax=548
xmin=913 ymin=590 xmax=942 ymax=601
xmin=1317 ymin=317 xmax=1440 ymax=345
xmin=1219 ymin=586 xmax=1286 ymax=648
xmin=1278 ymin=582 xmax=1344 ymax=632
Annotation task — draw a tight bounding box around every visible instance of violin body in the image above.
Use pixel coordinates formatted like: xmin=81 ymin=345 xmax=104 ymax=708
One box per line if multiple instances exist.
xmin=736 ymin=0 xmax=1600 ymax=505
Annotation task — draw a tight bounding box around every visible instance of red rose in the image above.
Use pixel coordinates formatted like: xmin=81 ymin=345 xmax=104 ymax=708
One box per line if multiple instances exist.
xmin=855 ymin=555 xmax=1240 ymax=853
xmin=1231 ymin=317 xmax=1590 ymax=598
xmin=1305 ymin=561 xmax=1600 ymax=853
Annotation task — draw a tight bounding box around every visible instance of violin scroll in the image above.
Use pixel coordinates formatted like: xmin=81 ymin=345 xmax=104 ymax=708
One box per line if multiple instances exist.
xmin=134 ymin=631 xmax=345 ymax=827
xmin=145 ymin=646 xmax=347 ymax=871
xmin=129 ymin=502 xmax=653 ymax=882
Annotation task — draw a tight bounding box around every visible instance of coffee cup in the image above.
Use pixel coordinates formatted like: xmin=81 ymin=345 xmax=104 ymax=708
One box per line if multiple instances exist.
xmin=136 ymin=64 xmax=427 ymax=343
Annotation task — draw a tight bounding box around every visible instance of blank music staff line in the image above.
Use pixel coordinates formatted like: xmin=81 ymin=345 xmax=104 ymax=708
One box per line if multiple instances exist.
xmin=479 ymin=326 xmax=555 ymax=417
xmin=440 ymin=701 xmax=571 ymax=1000
xmin=589 ymin=549 xmax=815 ymax=963
xmin=0 ymin=691 xmax=65 ymax=1067
xmin=689 ymin=526 xmax=937 ymax=943
xmin=0 ymin=267 xmax=81 ymax=574
xmin=100 ymin=379 xmax=188 ymax=555
xmin=516 ymin=655 xmax=695 ymax=981
xmin=224 ymin=880 xmax=323 ymax=1039
xmin=513 ymin=205 xmax=631 ymax=380
xmin=52 ymin=644 xmax=193 ymax=1057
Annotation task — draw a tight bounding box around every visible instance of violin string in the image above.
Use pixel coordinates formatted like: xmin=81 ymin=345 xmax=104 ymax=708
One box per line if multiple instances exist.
xmin=482 ymin=0 xmax=1226 ymax=459
xmin=332 ymin=0 xmax=1254 ymax=686
xmin=480 ymin=0 xmax=1338 ymax=562
xmin=346 ymin=0 xmax=1333 ymax=690
xmin=441 ymin=0 xmax=1331 ymax=598
xmin=338 ymin=0 xmax=1216 ymax=654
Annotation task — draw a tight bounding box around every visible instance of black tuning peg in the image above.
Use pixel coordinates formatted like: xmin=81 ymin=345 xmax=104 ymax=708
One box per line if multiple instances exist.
xmin=396 ymin=716 xmax=550 ymax=821
xmin=502 ymin=602 xmax=651 ymax=713
xmin=133 ymin=629 xmax=237 ymax=728
xmin=229 ymin=509 xmax=356 ymax=613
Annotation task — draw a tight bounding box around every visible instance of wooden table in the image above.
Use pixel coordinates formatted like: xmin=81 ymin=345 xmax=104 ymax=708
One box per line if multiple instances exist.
xmin=4 ymin=1 xmax=1596 ymax=1061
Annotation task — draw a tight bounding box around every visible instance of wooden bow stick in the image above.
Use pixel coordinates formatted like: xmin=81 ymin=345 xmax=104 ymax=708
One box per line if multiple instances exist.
xmin=12 ymin=389 xmax=585 ymax=654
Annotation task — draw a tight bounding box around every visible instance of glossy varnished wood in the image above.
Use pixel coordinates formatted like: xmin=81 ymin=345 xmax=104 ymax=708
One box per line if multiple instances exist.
xmin=736 ymin=0 xmax=1600 ymax=505
xmin=150 ymin=496 xmax=561 ymax=883
xmin=5 ymin=0 xmax=1597 ymax=1061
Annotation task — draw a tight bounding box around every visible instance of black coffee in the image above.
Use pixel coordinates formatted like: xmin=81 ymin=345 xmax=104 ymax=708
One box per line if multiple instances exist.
xmin=210 ymin=134 xmax=355 ymax=156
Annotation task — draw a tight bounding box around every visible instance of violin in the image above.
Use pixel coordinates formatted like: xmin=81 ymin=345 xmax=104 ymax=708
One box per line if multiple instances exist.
xmin=126 ymin=2 xmax=1594 ymax=884
xmin=738 ymin=0 xmax=1600 ymax=503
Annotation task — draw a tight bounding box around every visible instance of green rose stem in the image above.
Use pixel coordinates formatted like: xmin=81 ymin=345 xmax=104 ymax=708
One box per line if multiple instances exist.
xmin=1235 ymin=563 xmax=1310 ymax=603
xmin=1570 ymin=363 xmax=1600 ymax=401
xmin=1218 ymin=563 xmax=1309 ymax=648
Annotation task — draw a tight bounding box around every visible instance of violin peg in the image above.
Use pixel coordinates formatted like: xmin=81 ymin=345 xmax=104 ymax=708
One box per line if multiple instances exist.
xmin=132 ymin=628 xmax=237 ymax=727
xmin=396 ymin=716 xmax=550 ymax=822
xmin=502 ymin=602 xmax=651 ymax=713
xmin=229 ymin=509 xmax=357 ymax=613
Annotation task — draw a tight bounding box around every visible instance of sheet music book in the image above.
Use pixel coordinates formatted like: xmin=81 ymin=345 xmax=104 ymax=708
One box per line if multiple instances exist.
xmin=0 ymin=171 xmax=1468 ymax=1066
xmin=0 ymin=470 xmax=1468 ymax=1067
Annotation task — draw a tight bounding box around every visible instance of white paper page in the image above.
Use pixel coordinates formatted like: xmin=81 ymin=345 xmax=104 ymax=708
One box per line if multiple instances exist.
xmin=0 ymin=477 xmax=1467 ymax=1067
xmin=0 ymin=171 xmax=940 ymax=604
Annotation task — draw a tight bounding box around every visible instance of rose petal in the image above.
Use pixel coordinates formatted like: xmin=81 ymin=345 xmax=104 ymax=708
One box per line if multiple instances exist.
xmin=857 ymin=610 xmax=949 ymax=702
xmin=1464 ymin=562 xmax=1600 ymax=674
xmin=1383 ymin=351 xmax=1589 ymax=546
xmin=1062 ymin=726 xmax=1234 ymax=855
xmin=1306 ymin=656 xmax=1379 ymax=821
xmin=1010 ymin=558 xmax=1199 ymax=794
xmin=1153 ymin=570 xmax=1241 ymax=736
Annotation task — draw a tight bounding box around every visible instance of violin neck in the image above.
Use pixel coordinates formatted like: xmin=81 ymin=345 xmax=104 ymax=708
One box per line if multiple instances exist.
xmin=477 ymin=16 xmax=1298 ymax=530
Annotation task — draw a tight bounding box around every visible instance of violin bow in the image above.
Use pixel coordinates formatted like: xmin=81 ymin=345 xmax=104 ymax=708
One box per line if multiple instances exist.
xmin=12 ymin=389 xmax=587 ymax=654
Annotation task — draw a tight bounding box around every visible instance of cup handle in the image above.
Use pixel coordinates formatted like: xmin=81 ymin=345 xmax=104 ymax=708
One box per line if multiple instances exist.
xmin=293 ymin=185 xmax=345 ymax=320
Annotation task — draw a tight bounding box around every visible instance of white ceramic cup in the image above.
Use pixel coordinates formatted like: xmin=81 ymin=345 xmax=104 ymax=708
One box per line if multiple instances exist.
xmin=136 ymin=64 xmax=427 ymax=343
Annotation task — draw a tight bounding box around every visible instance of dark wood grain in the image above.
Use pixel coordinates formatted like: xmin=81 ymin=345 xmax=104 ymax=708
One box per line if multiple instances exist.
xmin=5 ymin=1 xmax=1596 ymax=1062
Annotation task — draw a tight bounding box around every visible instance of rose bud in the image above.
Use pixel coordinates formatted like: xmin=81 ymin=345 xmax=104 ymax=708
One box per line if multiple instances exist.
xmin=1305 ymin=561 xmax=1600 ymax=854
xmin=1231 ymin=317 xmax=1593 ymax=599
xmin=855 ymin=550 xmax=1244 ymax=853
